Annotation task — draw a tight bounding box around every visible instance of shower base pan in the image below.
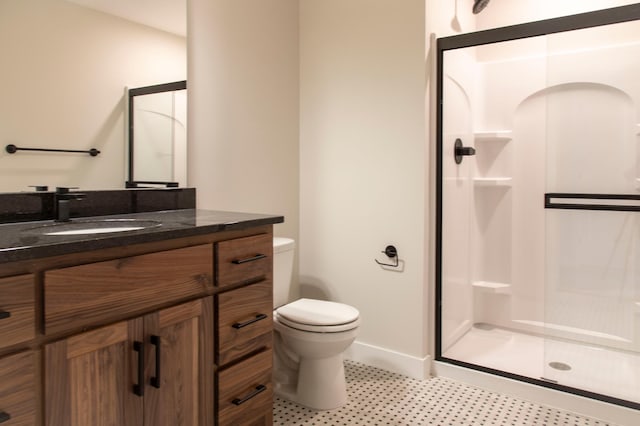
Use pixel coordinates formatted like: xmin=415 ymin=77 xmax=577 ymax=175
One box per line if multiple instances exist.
xmin=443 ymin=324 xmax=640 ymax=406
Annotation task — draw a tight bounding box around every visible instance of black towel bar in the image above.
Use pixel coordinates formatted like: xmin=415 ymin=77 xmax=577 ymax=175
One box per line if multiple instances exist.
xmin=5 ymin=144 xmax=100 ymax=156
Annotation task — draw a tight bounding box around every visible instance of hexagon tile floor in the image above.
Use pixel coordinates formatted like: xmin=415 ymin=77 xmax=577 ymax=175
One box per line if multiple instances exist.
xmin=273 ymin=360 xmax=615 ymax=425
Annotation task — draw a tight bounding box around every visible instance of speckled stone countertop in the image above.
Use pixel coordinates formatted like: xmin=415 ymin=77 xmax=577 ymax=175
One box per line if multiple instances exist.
xmin=0 ymin=209 xmax=284 ymax=263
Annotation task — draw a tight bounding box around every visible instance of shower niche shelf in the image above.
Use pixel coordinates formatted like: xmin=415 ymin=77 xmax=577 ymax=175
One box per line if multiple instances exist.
xmin=474 ymin=130 xmax=513 ymax=142
xmin=473 ymin=129 xmax=513 ymax=188
xmin=472 ymin=281 xmax=512 ymax=295
xmin=473 ymin=177 xmax=512 ymax=187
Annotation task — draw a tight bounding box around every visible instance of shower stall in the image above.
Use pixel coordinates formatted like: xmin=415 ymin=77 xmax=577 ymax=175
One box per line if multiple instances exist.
xmin=436 ymin=5 xmax=640 ymax=410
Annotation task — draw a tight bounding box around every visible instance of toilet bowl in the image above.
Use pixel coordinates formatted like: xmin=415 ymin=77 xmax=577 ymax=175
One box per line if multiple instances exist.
xmin=273 ymin=238 xmax=361 ymax=410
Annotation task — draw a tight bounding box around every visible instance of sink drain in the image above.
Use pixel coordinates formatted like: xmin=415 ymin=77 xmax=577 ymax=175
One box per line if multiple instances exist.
xmin=548 ymin=361 xmax=571 ymax=371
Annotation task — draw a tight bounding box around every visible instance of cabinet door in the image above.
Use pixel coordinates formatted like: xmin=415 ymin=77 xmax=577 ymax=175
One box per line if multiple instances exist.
xmin=0 ymin=351 xmax=37 ymax=426
xmin=45 ymin=320 xmax=143 ymax=426
xmin=0 ymin=274 xmax=35 ymax=350
xmin=143 ymin=297 xmax=214 ymax=426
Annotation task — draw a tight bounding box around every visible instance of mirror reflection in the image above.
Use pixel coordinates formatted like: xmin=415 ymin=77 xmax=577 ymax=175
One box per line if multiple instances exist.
xmin=128 ymin=81 xmax=187 ymax=188
xmin=0 ymin=0 xmax=186 ymax=192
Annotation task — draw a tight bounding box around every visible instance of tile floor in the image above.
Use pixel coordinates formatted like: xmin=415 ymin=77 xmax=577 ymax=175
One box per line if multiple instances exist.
xmin=273 ymin=360 xmax=615 ymax=425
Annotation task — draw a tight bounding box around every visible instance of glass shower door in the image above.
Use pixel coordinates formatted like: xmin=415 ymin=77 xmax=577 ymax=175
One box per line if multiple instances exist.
xmin=542 ymin=19 xmax=640 ymax=405
xmin=437 ymin=5 xmax=640 ymax=411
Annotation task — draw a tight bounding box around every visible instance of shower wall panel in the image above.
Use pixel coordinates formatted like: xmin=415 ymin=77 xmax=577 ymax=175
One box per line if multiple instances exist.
xmin=470 ymin=25 xmax=640 ymax=350
xmin=440 ymin=49 xmax=476 ymax=352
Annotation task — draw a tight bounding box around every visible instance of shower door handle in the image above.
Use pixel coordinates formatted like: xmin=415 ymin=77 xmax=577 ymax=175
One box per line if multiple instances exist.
xmin=454 ymin=138 xmax=476 ymax=164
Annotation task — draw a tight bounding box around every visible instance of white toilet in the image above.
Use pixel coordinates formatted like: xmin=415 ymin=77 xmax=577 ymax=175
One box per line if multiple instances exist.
xmin=272 ymin=237 xmax=360 ymax=410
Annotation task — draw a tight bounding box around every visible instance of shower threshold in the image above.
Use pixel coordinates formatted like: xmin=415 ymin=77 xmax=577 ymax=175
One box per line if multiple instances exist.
xmin=442 ymin=323 xmax=640 ymax=405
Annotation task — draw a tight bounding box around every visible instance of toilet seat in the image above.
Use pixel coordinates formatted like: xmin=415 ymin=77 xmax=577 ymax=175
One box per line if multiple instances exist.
xmin=275 ymin=298 xmax=360 ymax=333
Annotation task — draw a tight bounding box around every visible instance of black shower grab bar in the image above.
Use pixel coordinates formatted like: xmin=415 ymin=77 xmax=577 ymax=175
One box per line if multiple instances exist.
xmin=5 ymin=144 xmax=100 ymax=156
xmin=545 ymin=193 xmax=640 ymax=212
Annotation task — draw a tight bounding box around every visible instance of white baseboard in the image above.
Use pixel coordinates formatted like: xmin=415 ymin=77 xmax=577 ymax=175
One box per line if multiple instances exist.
xmin=433 ymin=361 xmax=639 ymax=426
xmin=344 ymin=340 xmax=431 ymax=380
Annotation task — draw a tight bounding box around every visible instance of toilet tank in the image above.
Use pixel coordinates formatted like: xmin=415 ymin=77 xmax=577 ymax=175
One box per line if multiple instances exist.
xmin=273 ymin=237 xmax=295 ymax=308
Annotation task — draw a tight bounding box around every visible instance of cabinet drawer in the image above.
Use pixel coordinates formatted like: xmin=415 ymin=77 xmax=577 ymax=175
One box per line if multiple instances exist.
xmin=0 ymin=351 xmax=37 ymax=425
xmin=217 ymin=349 xmax=273 ymax=426
xmin=217 ymin=280 xmax=273 ymax=365
xmin=0 ymin=275 xmax=35 ymax=350
xmin=45 ymin=244 xmax=213 ymax=334
xmin=216 ymin=234 xmax=272 ymax=288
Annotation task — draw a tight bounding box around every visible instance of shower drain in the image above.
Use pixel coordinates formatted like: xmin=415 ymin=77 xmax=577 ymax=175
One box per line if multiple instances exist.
xmin=548 ymin=361 xmax=572 ymax=371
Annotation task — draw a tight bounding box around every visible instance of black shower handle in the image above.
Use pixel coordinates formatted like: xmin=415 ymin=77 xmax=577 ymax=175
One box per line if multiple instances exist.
xmin=454 ymin=138 xmax=476 ymax=164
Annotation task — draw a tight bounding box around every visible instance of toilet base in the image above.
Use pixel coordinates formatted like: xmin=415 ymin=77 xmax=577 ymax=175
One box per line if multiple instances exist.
xmin=275 ymin=354 xmax=348 ymax=410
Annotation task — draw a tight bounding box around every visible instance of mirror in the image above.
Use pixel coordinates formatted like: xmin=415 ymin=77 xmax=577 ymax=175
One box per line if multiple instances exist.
xmin=127 ymin=80 xmax=187 ymax=188
xmin=0 ymin=0 xmax=186 ymax=192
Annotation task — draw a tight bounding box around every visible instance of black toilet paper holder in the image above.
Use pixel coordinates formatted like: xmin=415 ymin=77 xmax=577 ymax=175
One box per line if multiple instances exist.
xmin=375 ymin=245 xmax=399 ymax=268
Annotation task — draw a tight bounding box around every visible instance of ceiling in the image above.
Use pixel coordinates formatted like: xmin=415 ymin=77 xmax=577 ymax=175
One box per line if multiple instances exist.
xmin=65 ymin=0 xmax=186 ymax=37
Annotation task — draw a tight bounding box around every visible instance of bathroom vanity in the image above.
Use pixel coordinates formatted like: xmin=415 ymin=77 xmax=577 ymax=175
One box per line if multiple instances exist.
xmin=0 ymin=207 xmax=282 ymax=425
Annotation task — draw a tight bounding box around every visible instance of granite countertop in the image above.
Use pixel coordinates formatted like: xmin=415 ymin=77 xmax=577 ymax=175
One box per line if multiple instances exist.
xmin=0 ymin=209 xmax=284 ymax=263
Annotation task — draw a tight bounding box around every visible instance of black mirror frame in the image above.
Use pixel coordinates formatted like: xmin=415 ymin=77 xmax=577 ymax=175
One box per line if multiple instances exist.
xmin=127 ymin=80 xmax=187 ymax=188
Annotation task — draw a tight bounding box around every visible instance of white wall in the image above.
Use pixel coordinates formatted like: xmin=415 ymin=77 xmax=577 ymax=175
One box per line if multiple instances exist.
xmin=0 ymin=0 xmax=186 ymax=192
xmin=188 ymin=0 xmax=299 ymax=242
xmin=299 ymin=0 xmax=428 ymax=373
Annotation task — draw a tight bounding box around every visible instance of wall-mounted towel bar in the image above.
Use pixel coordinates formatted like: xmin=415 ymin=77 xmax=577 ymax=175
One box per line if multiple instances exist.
xmin=5 ymin=144 xmax=100 ymax=156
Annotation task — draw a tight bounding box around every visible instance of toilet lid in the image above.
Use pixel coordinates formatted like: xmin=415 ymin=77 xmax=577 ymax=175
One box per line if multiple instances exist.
xmin=276 ymin=298 xmax=359 ymax=326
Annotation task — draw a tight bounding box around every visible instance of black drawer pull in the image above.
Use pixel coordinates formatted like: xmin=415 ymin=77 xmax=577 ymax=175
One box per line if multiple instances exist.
xmin=232 ymin=384 xmax=267 ymax=406
xmin=0 ymin=311 xmax=10 ymax=320
xmin=133 ymin=341 xmax=144 ymax=397
xmin=232 ymin=313 xmax=268 ymax=329
xmin=0 ymin=412 xmax=11 ymax=423
xmin=231 ymin=254 xmax=267 ymax=264
xmin=150 ymin=335 xmax=161 ymax=389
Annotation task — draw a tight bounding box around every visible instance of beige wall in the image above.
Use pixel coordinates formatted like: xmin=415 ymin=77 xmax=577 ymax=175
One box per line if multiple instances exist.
xmin=0 ymin=0 xmax=186 ymax=192
xmin=299 ymin=0 xmax=427 ymax=365
xmin=188 ymin=0 xmax=300 ymax=243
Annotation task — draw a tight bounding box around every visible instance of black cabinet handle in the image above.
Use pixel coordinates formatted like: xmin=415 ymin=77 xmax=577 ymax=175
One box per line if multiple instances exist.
xmin=232 ymin=313 xmax=268 ymax=329
xmin=232 ymin=384 xmax=267 ymax=406
xmin=0 ymin=412 xmax=11 ymax=423
xmin=133 ymin=341 xmax=144 ymax=397
xmin=0 ymin=311 xmax=10 ymax=320
xmin=150 ymin=335 xmax=161 ymax=389
xmin=231 ymin=254 xmax=267 ymax=264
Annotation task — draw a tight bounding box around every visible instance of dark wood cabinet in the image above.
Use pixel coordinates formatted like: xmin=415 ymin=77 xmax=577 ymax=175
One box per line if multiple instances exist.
xmin=0 ymin=351 xmax=37 ymax=426
xmin=0 ymin=224 xmax=275 ymax=425
xmin=44 ymin=244 xmax=213 ymax=335
xmin=45 ymin=319 xmax=143 ymax=426
xmin=143 ymin=298 xmax=214 ymax=426
xmin=45 ymin=297 xmax=213 ymax=426
xmin=217 ymin=349 xmax=273 ymax=426
xmin=215 ymin=233 xmax=274 ymax=425
xmin=0 ymin=275 xmax=35 ymax=351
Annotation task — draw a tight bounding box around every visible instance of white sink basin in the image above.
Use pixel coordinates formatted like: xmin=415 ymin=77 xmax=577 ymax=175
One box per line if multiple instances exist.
xmin=29 ymin=219 xmax=161 ymax=236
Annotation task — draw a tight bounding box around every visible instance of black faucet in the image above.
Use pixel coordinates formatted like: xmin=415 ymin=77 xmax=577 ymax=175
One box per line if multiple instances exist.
xmin=54 ymin=187 xmax=86 ymax=222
